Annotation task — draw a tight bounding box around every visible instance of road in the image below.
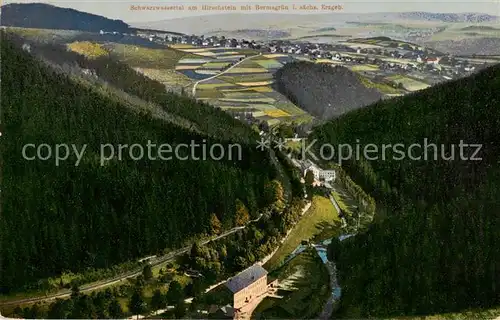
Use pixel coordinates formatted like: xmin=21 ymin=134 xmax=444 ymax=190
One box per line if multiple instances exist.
xmin=124 ymin=203 xmax=312 ymax=320
xmin=0 ymin=215 xmax=263 ymax=307
xmin=191 ymin=53 xmax=261 ymax=96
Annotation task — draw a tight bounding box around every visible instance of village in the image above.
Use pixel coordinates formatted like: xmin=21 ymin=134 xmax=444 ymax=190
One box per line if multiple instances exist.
xmin=127 ymin=29 xmax=492 ymax=86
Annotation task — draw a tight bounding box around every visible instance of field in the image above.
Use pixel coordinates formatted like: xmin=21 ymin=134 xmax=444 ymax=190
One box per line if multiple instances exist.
xmin=169 ymin=44 xmax=195 ymax=49
xmin=106 ymin=43 xmax=197 ymax=69
xmin=220 ymin=86 xmax=274 ymax=93
xmin=225 ymin=67 xmax=269 ymax=73
xmin=254 ymin=59 xmax=284 ymax=69
xmin=264 ymin=196 xmax=340 ymax=272
xmin=168 ymin=48 xmax=310 ymax=125
xmin=387 ymin=75 xmax=431 ymax=91
xmin=358 ymin=75 xmax=404 ymax=95
xmin=174 ymin=65 xmax=202 ymax=70
xmin=351 ymin=64 xmax=380 ymax=71
xmin=67 ymin=41 xmax=109 ymax=58
xmin=202 ymin=61 xmax=232 ymax=69
xmin=134 ymin=68 xmax=193 ymax=88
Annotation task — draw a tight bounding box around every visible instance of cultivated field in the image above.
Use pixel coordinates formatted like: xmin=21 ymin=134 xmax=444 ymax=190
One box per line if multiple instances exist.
xmin=67 ymin=41 xmax=109 ymax=58
xmin=170 ymin=47 xmax=311 ymax=124
xmin=387 ymin=74 xmax=431 ymax=91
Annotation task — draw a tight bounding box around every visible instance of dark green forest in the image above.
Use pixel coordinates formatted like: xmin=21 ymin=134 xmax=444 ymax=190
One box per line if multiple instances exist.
xmin=320 ymin=65 xmax=500 ymax=317
xmin=273 ymin=61 xmax=382 ymax=120
xmin=1 ymin=3 xmax=131 ymax=33
xmin=9 ymin=190 xmax=307 ymax=319
xmin=0 ymin=34 xmax=279 ymax=293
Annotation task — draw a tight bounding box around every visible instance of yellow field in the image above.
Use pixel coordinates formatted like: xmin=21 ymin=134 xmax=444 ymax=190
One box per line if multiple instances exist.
xmin=193 ymin=51 xmax=217 ymax=57
xmin=220 ymin=87 xmax=251 ymax=92
xmin=351 ymin=64 xmax=380 ymax=71
xmin=236 ymin=81 xmax=274 ymax=86
xmin=215 ymin=51 xmax=239 ymax=55
xmin=198 ymin=82 xmax=233 ymax=89
xmin=170 ymin=44 xmax=194 ymax=49
xmin=175 ymin=65 xmax=201 ymax=70
xmin=250 ymin=86 xmax=274 ymax=92
xmin=263 ymin=54 xmax=288 ymax=58
xmin=220 ymin=86 xmax=274 ymax=93
xmin=226 ymin=67 xmax=268 ymax=73
xmin=181 ymin=47 xmax=227 ymax=51
xmin=264 ymin=109 xmax=290 ymax=118
xmin=67 ymin=41 xmax=108 ymax=58
xmin=315 ymin=59 xmax=345 ymax=65
xmin=179 ymin=48 xmax=211 ymax=53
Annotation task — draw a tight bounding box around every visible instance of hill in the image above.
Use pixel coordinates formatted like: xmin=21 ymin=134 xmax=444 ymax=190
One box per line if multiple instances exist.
xmin=314 ymin=65 xmax=500 ymax=317
xmin=0 ymin=3 xmax=130 ymax=33
xmin=424 ymin=37 xmax=500 ymax=56
xmin=398 ymin=12 xmax=499 ymax=23
xmin=134 ymin=12 xmax=500 ymax=36
xmin=461 ymin=25 xmax=499 ymax=31
xmin=0 ymin=32 xmax=279 ymax=293
xmin=274 ymin=62 xmax=382 ymax=120
xmin=7 ymin=32 xmax=257 ymax=143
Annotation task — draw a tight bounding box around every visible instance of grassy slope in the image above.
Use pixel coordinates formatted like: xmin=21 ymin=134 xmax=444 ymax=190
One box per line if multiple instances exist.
xmin=106 ymin=43 xmax=199 ymax=69
xmin=264 ymin=195 xmax=339 ymax=271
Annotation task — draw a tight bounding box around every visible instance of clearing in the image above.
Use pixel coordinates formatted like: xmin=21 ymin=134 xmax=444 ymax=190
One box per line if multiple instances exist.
xmin=263 ymin=195 xmax=340 ymax=271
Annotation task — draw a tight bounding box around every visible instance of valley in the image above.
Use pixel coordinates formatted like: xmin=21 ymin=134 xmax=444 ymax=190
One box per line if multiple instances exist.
xmin=0 ymin=2 xmax=499 ymax=320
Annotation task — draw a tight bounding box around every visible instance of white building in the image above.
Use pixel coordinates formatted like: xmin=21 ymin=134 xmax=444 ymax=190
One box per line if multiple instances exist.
xmin=22 ymin=43 xmax=31 ymax=52
xmin=304 ymin=166 xmax=321 ymax=180
xmin=301 ymin=160 xmax=336 ymax=182
xmin=319 ymin=170 xmax=336 ymax=181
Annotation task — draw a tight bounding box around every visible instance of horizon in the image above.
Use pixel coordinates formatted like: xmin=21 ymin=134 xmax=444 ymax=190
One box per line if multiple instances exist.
xmin=2 ymin=0 xmax=500 ymax=23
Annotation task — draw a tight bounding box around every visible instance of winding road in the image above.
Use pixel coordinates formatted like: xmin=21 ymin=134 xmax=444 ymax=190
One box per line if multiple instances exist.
xmin=191 ymin=53 xmax=261 ymax=96
xmin=0 ymin=214 xmax=263 ymax=307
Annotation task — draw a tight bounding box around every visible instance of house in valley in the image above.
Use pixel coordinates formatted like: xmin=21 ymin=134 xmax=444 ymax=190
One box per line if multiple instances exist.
xmin=224 ymin=264 xmax=278 ymax=318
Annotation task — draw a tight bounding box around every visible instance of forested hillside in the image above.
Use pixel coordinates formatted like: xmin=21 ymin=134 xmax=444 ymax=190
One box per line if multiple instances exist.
xmin=274 ymin=62 xmax=382 ymax=120
xmin=317 ymin=65 xmax=500 ymax=317
xmin=0 ymin=3 xmax=130 ymax=33
xmin=5 ymin=33 xmax=256 ymax=144
xmin=0 ymin=35 xmax=278 ymax=293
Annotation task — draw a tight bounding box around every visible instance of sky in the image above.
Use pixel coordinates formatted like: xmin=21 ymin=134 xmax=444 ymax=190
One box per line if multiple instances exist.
xmin=4 ymin=0 xmax=500 ymax=23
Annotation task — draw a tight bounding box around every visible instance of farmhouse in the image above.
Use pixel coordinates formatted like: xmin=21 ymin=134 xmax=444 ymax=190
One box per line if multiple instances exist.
xmin=226 ymin=264 xmax=268 ymax=309
xmin=225 ymin=264 xmax=278 ymax=318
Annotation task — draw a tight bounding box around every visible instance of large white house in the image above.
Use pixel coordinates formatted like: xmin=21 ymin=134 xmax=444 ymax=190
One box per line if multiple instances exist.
xmin=319 ymin=170 xmax=336 ymax=181
xmin=301 ymin=160 xmax=336 ymax=182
